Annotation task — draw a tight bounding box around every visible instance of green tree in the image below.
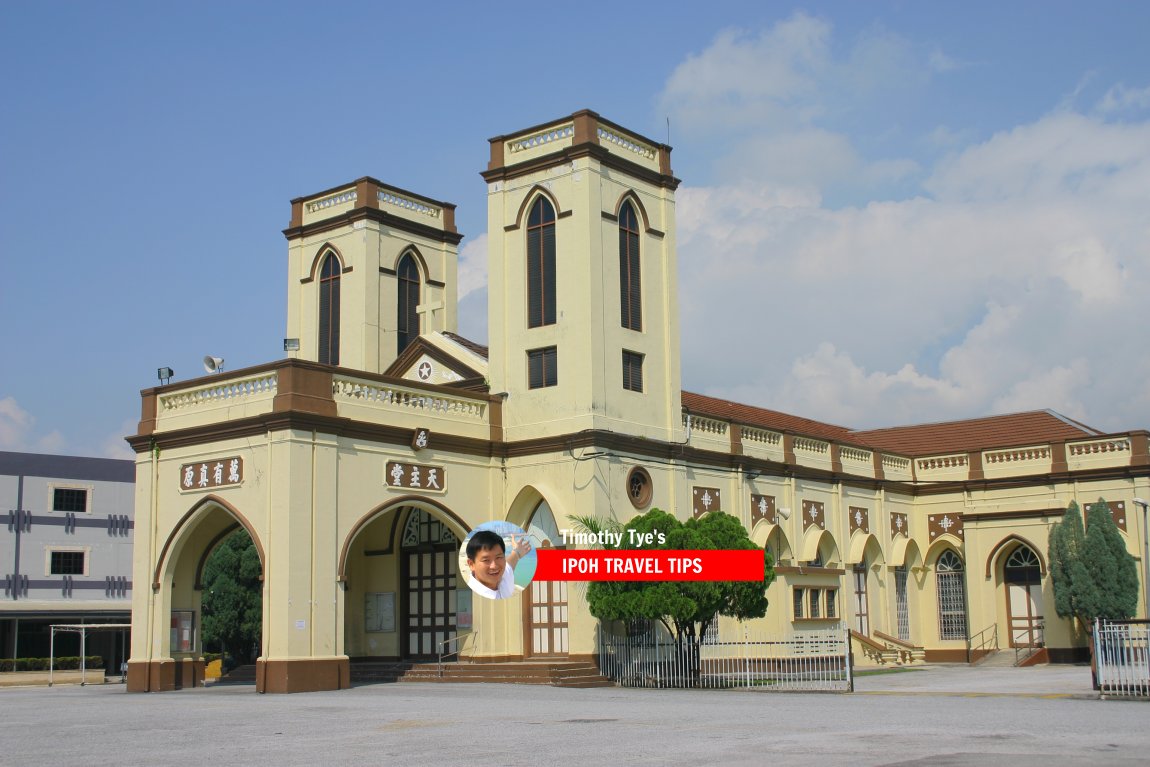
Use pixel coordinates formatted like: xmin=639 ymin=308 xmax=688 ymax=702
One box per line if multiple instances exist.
xmin=1048 ymin=499 xmax=1138 ymax=630
xmin=201 ymin=530 xmax=263 ymax=663
xmin=575 ymin=508 xmax=774 ymax=683
xmin=1083 ymin=499 xmax=1139 ymax=620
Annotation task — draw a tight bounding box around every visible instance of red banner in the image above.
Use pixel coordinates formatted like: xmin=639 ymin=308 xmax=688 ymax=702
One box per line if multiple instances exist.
xmin=534 ymin=550 xmax=765 ymax=582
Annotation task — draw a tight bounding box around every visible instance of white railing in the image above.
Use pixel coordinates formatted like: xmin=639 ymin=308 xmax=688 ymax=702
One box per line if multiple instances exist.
xmin=332 ymin=376 xmax=487 ymax=421
xmin=883 ymin=455 xmax=911 ymax=472
xmin=597 ymin=624 xmax=851 ymax=692
xmin=917 ymin=454 xmax=967 ymax=471
xmin=794 ymin=437 xmax=829 ymax=456
xmin=377 ymin=189 xmax=440 ymax=219
xmin=742 ymin=427 xmax=782 ymax=448
xmin=841 ymin=446 xmax=873 ymax=464
xmin=687 ymin=415 xmax=727 ymax=437
xmin=159 ymin=372 xmax=278 ymax=412
xmin=597 ymin=126 xmax=657 ymax=161
xmin=984 ymin=446 xmax=1050 ymax=464
xmin=1095 ymin=619 xmax=1150 ymax=699
xmin=507 ymin=123 xmax=574 ymax=154
xmin=305 ymin=189 xmax=356 ymax=213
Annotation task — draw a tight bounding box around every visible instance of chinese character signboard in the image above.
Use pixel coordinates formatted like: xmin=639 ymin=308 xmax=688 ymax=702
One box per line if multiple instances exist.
xmin=386 ymin=461 xmax=447 ymax=493
xmin=179 ymin=457 xmax=243 ymax=492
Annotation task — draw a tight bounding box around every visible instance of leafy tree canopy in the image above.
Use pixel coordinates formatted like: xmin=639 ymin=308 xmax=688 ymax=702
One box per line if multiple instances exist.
xmin=578 ymin=508 xmax=775 ymax=643
xmin=201 ymin=529 xmax=263 ymax=662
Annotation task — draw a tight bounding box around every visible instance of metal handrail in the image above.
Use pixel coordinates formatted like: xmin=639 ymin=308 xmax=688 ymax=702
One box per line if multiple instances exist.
xmin=437 ymin=631 xmax=475 ymax=677
xmin=1014 ymin=620 xmax=1045 ymax=666
xmin=967 ymin=623 xmax=999 ymax=663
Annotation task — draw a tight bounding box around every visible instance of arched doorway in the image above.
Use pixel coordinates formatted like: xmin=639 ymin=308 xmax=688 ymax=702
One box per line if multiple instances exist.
xmin=1004 ymin=545 xmax=1044 ymax=648
xmin=136 ymin=497 xmax=266 ymax=692
xmin=935 ymin=550 xmax=967 ymax=642
xmin=523 ymin=500 xmax=567 ymax=657
xmin=399 ymin=508 xmax=463 ymax=658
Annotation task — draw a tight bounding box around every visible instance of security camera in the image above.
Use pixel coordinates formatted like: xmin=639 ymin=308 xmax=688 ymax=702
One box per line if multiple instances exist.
xmin=1134 ymin=498 xmax=1148 ymax=508
xmin=777 ymin=507 xmax=792 ymax=520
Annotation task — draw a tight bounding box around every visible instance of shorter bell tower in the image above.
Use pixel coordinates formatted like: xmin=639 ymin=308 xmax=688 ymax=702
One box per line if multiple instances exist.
xmin=282 ymin=177 xmax=462 ymax=373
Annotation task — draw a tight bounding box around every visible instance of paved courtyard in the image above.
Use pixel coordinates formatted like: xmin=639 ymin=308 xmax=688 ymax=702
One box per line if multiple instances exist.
xmin=0 ymin=665 xmax=1145 ymax=766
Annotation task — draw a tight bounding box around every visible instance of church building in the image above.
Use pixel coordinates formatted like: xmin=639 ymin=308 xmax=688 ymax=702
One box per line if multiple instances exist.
xmin=126 ymin=110 xmax=1150 ymax=693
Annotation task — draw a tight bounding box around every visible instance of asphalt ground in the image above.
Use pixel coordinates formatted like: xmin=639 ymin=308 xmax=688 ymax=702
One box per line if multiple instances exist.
xmin=0 ymin=665 xmax=1145 ymax=766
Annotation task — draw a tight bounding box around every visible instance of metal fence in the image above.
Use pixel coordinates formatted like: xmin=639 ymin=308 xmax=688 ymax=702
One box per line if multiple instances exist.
xmin=598 ymin=623 xmax=852 ymax=692
xmin=1094 ymin=618 xmax=1150 ymax=699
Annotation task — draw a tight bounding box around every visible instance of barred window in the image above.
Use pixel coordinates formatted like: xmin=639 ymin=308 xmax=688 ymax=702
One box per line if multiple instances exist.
xmin=53 ymin=488 xmax=88 ymax=513
xmin=936 ymin=550 xmax=967 ymax=640
xmin=51 ymin=550 xmax=85 ymax=575
xmin=527 ymin=346 xmax=558 ymax=389
xmin=794 ymin=586 xmax=838 ymax=620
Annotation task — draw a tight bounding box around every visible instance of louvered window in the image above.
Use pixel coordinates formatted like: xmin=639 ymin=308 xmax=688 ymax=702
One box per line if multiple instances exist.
xmin=622 ymin=350 xmax=644 ymax=392
xmin=318 ymin=252 xmax=341 ymax=365
xmin=527 ymin=346 xmax=557 ymax=389
xmin=619 ymin=201 xmax=642 ymax=330
xmin=397 ymin=253 xmax=421 ymax=353
xmin=526 ymin=197 xmax=556 ymax=328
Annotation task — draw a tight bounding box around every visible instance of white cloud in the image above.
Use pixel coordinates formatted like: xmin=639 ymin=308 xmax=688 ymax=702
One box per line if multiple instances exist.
xmin=99 ymin=418 xmax=138 ymax=460
xmin=0 ymin=396 xmax=66 ymax=453
xmin=1097 ymin=83 xmax=1150 ymax=114
xmin=457 ymin=233 xmax=488 ymax=301
xmin=672 ymin=107 xmax=1150 ymax=432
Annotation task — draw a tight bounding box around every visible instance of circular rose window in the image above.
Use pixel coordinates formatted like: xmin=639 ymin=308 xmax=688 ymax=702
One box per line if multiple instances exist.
xmin=626 ymin=466 xmax=653 ymax=509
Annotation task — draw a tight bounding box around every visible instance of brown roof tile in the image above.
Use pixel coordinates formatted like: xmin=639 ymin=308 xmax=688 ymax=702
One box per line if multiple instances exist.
xmin=846 ymin=410 xmax=1101 ymax=456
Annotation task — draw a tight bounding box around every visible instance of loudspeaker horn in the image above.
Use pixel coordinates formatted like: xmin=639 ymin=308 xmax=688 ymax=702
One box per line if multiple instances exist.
xmin=203 ymin=356 xmax=225 ymax=374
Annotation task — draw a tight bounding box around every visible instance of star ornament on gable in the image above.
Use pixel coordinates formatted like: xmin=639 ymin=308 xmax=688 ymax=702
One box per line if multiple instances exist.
xmin=417 ymin=361 xmax=433 ymax=381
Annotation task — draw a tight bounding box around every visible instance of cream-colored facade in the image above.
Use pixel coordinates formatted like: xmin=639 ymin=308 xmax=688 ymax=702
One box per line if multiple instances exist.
xmin=127 ymin=110 xmax=1150 ymax=693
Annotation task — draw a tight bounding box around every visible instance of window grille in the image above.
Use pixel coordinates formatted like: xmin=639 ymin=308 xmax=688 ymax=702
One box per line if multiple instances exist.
xmin=936 ymin=550 xmax=967 ymax=640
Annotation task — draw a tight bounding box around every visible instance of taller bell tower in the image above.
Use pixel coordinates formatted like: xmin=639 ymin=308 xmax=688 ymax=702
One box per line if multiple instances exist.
xmin=282 ymin=177 xmax=462 ymax=373
xmin=482 ymin=110 xmax=683 ymax=443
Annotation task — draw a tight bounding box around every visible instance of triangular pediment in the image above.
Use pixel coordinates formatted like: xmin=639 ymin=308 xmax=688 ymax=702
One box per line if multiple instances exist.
xmin=385 ymin=332 xmax=488 ymax=390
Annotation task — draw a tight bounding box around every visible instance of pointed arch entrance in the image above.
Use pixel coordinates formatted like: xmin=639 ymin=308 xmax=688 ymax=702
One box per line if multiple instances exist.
xmin=400 ymin=508 xmax=462 ymax=658
xmin=1003 ymin=544 xmax=1044 ymax=648
xmin=132 ymin=496 xmax=266 ymax=692
xmin=523 ymin=499 xmax=568 ymax=657
xmin=339 ymin=500 xmax=468 ymax=662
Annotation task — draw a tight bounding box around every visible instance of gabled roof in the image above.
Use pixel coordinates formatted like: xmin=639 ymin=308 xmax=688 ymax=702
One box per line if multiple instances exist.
xmin=846 ymin=410 xmax=1101 ymax=457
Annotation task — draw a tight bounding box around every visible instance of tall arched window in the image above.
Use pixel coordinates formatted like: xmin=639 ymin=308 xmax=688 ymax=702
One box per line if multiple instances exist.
xmin=935 ymin=550 xmax=967 ymax=640
xmin=526 ymin=197 xmax=556 ymax=328
xmin=619 ymin=200 xmax=641 ymax=330
xmin=318 ymin=251 xmax=341 ymax=365
xmin=397 ymin=253 xmax=421 ymax=353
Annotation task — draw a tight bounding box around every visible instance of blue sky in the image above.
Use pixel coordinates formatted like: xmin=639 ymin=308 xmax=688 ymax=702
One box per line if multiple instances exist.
xmin=2 ymin=2 xmax=1149 ymax=458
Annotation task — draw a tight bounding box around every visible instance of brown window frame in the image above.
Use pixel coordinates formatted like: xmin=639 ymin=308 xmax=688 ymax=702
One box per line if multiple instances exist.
xmin=527 ymin=346 xmax=558 ymax=389
xmin=318 ymin=251 xmax=341 ymax=365
xmin=397 ymin=253 xmax=421 ymax=354
xmin=619 ymin=201 xmax=642 ymax=331
xmin=526 ymin=197 xmax=557 ymax=328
